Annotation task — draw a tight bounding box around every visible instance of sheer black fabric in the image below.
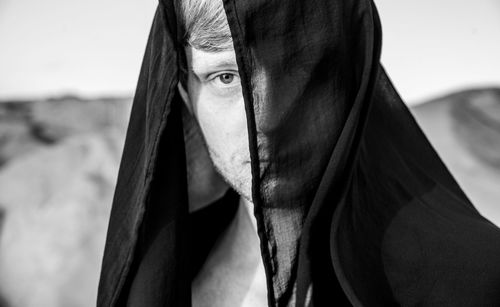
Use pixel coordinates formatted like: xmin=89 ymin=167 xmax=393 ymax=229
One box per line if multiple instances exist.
xmin=97 ymin=0 xmax=500 ymax=306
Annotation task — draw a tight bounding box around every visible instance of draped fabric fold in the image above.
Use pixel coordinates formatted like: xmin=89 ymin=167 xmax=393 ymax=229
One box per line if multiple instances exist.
xmin=97 ymin=3 xmax=191 ymax=306
xmin=98 ymin=0 xmax=500 ymax=306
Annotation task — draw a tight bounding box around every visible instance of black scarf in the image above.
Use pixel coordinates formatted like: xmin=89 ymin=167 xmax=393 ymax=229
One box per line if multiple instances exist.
xmin=98 ymin=0 xmax=500 ymax=306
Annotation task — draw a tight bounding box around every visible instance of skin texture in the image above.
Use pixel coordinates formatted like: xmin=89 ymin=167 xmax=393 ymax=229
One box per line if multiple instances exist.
xmin=179 ymin=46 xmax=253 ymax=208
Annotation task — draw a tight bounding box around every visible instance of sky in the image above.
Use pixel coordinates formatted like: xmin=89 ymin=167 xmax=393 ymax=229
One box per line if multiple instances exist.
xmin=0 ymin=0 xmax=499 ymax=104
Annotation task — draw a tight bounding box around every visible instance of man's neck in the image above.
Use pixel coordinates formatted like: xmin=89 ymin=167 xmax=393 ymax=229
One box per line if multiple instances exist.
xmin=192 ymin=195 xmax=267 ymax=306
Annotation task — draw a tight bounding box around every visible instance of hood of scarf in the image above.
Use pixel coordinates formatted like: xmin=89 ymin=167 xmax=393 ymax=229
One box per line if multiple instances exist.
xmin=98 ymin=1 xmax=500 ymax=306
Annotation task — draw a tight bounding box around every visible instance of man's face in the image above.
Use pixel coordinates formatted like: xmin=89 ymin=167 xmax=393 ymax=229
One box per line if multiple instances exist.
xmin=181 ymin=46 xmax=252 ymax=202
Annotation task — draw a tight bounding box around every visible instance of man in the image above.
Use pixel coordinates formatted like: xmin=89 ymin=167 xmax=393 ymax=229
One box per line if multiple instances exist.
xmin=98 ymin=0 xmax=500 ymax=306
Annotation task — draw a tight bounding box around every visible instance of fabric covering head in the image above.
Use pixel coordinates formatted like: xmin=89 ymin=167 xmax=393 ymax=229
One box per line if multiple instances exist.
xmin=98 ymin=0 xmax=500 ymax=306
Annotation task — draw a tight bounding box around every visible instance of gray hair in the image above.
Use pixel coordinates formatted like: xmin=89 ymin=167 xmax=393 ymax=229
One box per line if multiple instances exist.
xmin=176 ymin=0 xmax=233 ymax=52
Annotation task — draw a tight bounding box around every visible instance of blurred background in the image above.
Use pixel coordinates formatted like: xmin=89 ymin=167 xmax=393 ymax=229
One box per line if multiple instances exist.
xmin=0 ymin=0 xmax=499 ymax=306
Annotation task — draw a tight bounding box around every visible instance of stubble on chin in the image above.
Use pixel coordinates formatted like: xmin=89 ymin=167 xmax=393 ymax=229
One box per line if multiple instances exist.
xmin=206 ymin=145 xmax=253 ymax=203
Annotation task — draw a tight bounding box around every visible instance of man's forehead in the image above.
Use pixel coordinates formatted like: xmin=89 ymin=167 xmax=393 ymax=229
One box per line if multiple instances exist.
xmin=186 ymin=46 xmax=238 ymax=74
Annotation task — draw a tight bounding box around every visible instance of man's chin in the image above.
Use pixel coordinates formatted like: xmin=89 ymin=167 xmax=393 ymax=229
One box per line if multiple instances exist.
xmin=211 ymin=164 xmax=253 ymax=203
xmin=224 ymin=176 xmax=253 ymax=204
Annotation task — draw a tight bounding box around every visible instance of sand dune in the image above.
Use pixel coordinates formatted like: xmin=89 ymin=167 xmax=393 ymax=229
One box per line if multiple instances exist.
xmin=0 ymin=96 xmax=129 ymax=307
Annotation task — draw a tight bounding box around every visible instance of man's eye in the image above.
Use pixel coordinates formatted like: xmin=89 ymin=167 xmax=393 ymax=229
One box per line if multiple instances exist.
xmin=205 ymin=71 xmax=241 ymax=95
xmin=218 ymin=73 xmax=235 ymax=84
xmin=207 ymin=72 xmax=239 ymax=86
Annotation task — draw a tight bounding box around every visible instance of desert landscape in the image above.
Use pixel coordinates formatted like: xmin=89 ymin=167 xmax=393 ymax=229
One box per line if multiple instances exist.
xmin=0 ymin=96 xmax=130 ymax=307
xmin=0 ymin=88 xmax=499 ymax=307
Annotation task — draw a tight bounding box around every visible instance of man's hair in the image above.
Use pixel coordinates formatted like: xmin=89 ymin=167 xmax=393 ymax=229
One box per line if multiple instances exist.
xmin=176 ymin=0 xmax=233 ymax=52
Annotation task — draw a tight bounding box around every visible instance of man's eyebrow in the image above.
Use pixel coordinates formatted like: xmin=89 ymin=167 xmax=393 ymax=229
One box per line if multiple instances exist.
xmin=190 ymin=59 xmax=239 ymax=74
